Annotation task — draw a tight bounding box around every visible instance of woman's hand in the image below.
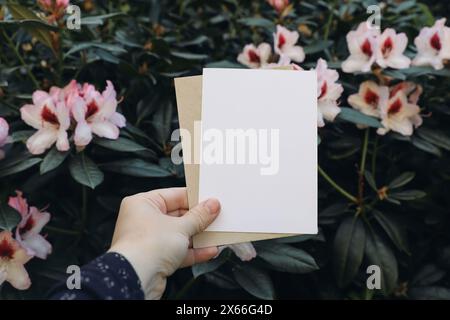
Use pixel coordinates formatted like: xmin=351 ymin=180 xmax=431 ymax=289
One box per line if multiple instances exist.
xmin=108 ymin=187 xmax=220 ymax=299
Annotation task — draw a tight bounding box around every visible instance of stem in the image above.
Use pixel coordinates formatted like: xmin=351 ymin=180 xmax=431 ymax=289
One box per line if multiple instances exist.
xmin=323 ymin=0 xmax=337 ymax=40
xmin=359 ymin=129 xmax=370 ymax=176
xmin=371 ymin=135 xmax=379 ymax=181
xmin=1 ymin=29 xmax=40 ymax=89
xmin=358 ymin=129 xmax=370 ymax=205
xmin=318 ymin=165 xmax=358 ymax=203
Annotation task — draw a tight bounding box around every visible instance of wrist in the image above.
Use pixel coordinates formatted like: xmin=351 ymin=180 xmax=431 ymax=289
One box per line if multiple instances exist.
xmin=108 ymin=243 xmax=167 ymax=299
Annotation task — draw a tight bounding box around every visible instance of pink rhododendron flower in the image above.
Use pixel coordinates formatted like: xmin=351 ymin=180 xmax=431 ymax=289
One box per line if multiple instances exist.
xmin=342 ymin=22 xmax=379 ymax=73
xmin=413 ymin=18 xmax=450 ymax=70
xmin=376 ymin=28 xmax=411 ymax=69
xmin=390 ymin=81 xmax=423 ymax=105
xmin=348 ymin=81 xmax=423 ymax=136
xmin=0 ymin=231 xmax=32 ymax=290
xmin=20 ymin=80 xmax=125 ymax=153
xmin=20 ymin=90 xmax=71 ymax=155
xmin=0 ymin=117 xmax=9 ymax=160
xmin=273 ymin=25 xmax=305 ymax=63
xmin=377 ymin=89 xmax=422 ymax=136
xmin=69 ymin=80 xmax=126 ymax=147
xmin=9 ymin=191 xmax=52 ymax=260
xmin=315 ymin=58 xmax=343 ymax=127
xmin=237 ymin=43 xmax=272 ymax=68
xmin=268 ymin=0 xmax=289 ymax=13
xmin=348 ymin=81 xmax=388 ymax=118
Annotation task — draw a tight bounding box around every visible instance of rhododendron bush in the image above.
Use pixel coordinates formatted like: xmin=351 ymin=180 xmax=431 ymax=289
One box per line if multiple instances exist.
xmin=0 ymin=0 xmax=450 ymax=299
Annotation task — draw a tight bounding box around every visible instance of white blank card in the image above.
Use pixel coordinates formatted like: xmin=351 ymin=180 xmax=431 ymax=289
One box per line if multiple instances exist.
xmin=199 ymin=68 xmax=317 ymax=234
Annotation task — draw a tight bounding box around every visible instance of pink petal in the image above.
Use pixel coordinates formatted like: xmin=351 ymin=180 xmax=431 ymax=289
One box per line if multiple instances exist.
xmin=20 ymin=104 xmax=43 ymax=129
xmin=228 ymin=242 xmax=257 ymax=261
xmin=74 ymin=121 xmax=93 ymax=147
xmin=0 ymin=117 xmax=9 ymax=147
xmin=22 ymin=234 xmax=52 ymax=260
xmin=8 ymin=191 xmax=29 ymax=217
xmin=5 ymin=262 xmax=31 ymax=290
xmin=26 ymin=128 xmax=58 ymax=155
xmin=90 ymin=121 xmax=119 ymax=140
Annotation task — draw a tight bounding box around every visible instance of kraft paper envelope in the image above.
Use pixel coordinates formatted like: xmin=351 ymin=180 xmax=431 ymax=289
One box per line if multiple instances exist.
xmin=174 ymin=73 xmax=298 ymax=248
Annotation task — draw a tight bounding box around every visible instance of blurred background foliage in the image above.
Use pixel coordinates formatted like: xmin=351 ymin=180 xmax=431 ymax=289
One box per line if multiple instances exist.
xmin=0 ymin=0 xmax=450 ymax=299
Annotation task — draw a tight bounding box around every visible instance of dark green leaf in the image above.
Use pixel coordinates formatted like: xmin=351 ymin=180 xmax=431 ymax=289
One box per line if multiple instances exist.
xmin=204 ymin=271 xmax=239 ymax=290
xmin=171 ymin=51 xmax=209 ymax=60
xmin=411 ymin=136 xmax=442 ymax=157
xmin=9 ymin=130 xmax=33 ymax=143
xmin=365 ymin=229 xmax=398 ymax=295
xmin=69 ymin=154 xmax=104 ymax=189
xmin=372 ymin=210 xmax=409 ymax=253
xmin=192 ymin=254 xmax=227 ymax=278
xmin=409 ymin=286 xmax=450 ymax=300
xmin=64 ymin=42 xmax=126 ymax=58
xmin=237 ymin=17 xmax=274 ymax=28
xmin=80 ymin=12 xmax=125 ymax=26
xmin=333 ymin=216 xmax=366 ymax=287
xmin=320 ymin=203 xmax=348 ymax=218
xmin=411 ymin=264 xmax=445 ymax=287
xmin=40 ymin=147 xmax=69 ymax=174
xmin=256 ymin=243 xmax=318 ymax=273
xmin=417 ymin=128 xmax=450 ymax=151
xmin=0 ymin=203 xmax=21 ymax=231
xmin=232 ymin=264 xmax=274 ymax=300
xmin=389 ymin=190 xmax=426 ymax=201
xmin=364 ymin=170 xmax=377 ymax=191
xmin=0 ymin=19 xmax=58 ymax=31
xmin=388 ymin=172 xmax=415 ymax=189
xmin=337 ymin=107 xmax=382 ymax=128
xmin=0 ymin=158 xmax=41 ymax=178
xmin=93 ymin=137 xmax=148 ymax=153
xmin=101 ymin=159 xmax=171 ymax=177
xmin=304 ymin=40 xmax=333 ymax=54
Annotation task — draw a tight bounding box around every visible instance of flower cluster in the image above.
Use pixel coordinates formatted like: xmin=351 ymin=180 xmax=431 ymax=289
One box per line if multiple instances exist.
xmin=0 ymin=191 xmax=52 ymax=290
xmin=315 ymin=59 xmax=344 ymax=127
xmin=20 ymin=80 xmax=126 ymax=155
xmin=0 ymin=117 xmax=9 ymax=160
xmin=342 ymin=22 xmax=411 ymax=73
xmin=238 ymin=26 xmax=344 ymax=128
xmin=413 ymin=18 xmax=450 ymax=70
xmin=343 ymin=19 xmax=450 ymax=73
xmin=37 ymin=0 xmax=70 ymax=23
xmin=237 ymin=25 xmax=305 ymax=68
xmin=348 ymin=81 xmax=423 ymax=136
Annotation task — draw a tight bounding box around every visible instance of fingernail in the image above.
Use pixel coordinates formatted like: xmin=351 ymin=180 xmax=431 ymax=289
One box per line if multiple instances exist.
xmin=204 ymin=198 xmax=220 ymax=214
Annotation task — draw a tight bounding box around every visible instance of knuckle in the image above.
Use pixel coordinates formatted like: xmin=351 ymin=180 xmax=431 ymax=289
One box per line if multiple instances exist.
xmin=191 ymin=207 xmax=209 ymax=232
xmin=120 ymin=195 xmax=136 ymax=211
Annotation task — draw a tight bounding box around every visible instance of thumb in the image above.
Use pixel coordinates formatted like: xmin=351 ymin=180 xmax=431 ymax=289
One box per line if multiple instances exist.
xmin=179 ymin=199 xmax=221 ymax=236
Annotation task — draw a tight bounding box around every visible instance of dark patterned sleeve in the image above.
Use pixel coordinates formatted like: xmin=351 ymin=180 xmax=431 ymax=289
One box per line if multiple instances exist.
xmin=48 ymin=252 xmax=145 ymax=300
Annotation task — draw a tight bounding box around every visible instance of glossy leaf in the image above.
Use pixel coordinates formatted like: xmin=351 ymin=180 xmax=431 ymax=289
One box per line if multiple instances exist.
xmin=256 ymin=243 xmax=319 ymax=273
xmin=232 ymin=264 xmax=275 ymax=300
xmin=69 ymin=154 xmax=104 ymax=189
xmin=333 ymin=216 xmax=366 ymax=287
xmin=101 ymin=159 xmax=172 ymax=177
xmin=365 ymin=230 xmax=398 ymax=295
xmin=0 ymin=203 xmax=21 ymax=231
xmin=337 ymin=107 xmax=382 ymax=128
